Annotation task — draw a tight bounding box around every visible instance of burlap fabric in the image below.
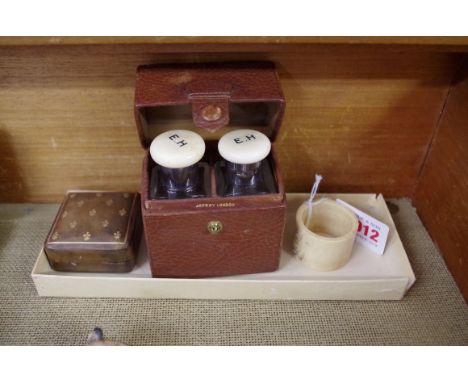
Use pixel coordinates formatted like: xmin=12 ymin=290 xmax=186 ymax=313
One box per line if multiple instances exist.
xmin=0 ymin=200 xmax=466 ymax=345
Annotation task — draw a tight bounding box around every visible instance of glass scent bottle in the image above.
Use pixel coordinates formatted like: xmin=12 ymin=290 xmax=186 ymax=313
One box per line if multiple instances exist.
xmin=217 ymin=129 xmax=277 ymax=197
xmin=149 ymin=129 xmax=209 ymax=199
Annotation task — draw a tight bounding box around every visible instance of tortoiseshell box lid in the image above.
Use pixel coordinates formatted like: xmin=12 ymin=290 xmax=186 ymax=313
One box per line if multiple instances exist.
xmin=44 ymin=191 xmax=142 ymax=273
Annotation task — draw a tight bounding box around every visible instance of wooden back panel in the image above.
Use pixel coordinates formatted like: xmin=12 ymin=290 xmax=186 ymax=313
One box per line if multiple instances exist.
xmin=0 ymin=44 xmax=461 ymax=202
xmin=414 ymin=57 xmax=468 ymax=300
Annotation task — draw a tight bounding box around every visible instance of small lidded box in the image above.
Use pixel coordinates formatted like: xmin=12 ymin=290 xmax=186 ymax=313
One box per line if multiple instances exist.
xmin=44 ymin=191 xmax=141 ymax=273
xmin=135 ymin=62 xmax=287 ymax=278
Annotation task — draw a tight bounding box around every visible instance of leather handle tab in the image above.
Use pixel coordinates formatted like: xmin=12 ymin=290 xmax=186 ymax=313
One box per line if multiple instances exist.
xmin=190 ymin=94 xmax=230 ymax=132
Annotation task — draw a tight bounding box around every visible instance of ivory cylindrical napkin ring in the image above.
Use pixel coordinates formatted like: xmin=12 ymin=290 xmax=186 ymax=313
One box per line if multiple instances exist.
xmin=295 ymin=199 xmax=358 ymax=271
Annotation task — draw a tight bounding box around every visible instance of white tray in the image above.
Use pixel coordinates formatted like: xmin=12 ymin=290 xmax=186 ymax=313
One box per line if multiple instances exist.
xmin=31 ymin=193 xmax=416 ymax=300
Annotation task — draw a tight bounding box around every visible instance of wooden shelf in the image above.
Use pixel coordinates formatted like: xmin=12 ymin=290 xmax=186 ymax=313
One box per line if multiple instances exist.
xmin=0 ymin=36 xmax=466 ymax=301
xmin=1 ymin=36 xmax=468 ymax=48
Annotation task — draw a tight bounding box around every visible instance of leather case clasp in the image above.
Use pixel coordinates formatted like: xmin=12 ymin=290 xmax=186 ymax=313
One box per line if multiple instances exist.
xmin=190 ymin=93 xmax=230 ymax=132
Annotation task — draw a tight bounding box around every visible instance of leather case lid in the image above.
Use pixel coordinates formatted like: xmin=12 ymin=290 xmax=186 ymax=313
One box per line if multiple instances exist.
xmin=134 ymin=62 xmax=285 ymax=148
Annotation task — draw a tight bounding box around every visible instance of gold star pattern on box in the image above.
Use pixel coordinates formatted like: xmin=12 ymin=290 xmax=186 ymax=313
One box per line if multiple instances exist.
xmin=48 ymin=192 xmax=138 ymax=244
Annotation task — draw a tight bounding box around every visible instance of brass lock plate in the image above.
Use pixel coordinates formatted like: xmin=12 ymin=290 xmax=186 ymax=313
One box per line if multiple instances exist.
xmin=207 ymin=220 xmax=223 ymax=234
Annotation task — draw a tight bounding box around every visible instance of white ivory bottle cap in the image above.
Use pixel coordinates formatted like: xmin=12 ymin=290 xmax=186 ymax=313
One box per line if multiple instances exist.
xmin=150 ymin=130 xmax=205 ymax=169
xmin=218 ymin=129 xmax=271 ymax=165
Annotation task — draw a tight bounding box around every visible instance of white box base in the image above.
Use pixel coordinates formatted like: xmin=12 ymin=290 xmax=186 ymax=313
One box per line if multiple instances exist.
xmin=31 ymin=193 xmax=416 ymax=300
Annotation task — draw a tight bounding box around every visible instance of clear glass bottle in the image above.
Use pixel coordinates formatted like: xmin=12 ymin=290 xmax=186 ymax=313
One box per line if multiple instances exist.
xmin=149 ymin=130 xmax=209 ymax=199
xmin=217 ymin=129 xmax=277 ymax=197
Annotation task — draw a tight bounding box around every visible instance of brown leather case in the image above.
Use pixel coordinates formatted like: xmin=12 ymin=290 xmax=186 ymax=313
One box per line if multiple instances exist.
xmin=44 ymin=191 xmax=141 ymax=273
xmin=135 ymin=62 xmax=286 ymax=278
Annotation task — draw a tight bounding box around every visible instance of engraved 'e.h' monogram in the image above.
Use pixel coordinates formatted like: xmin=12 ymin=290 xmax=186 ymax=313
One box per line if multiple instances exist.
xmin=234 ymin=134 xmax=256 ymax=144
xmin=169 ymin=134 xmax=188 ymax=147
